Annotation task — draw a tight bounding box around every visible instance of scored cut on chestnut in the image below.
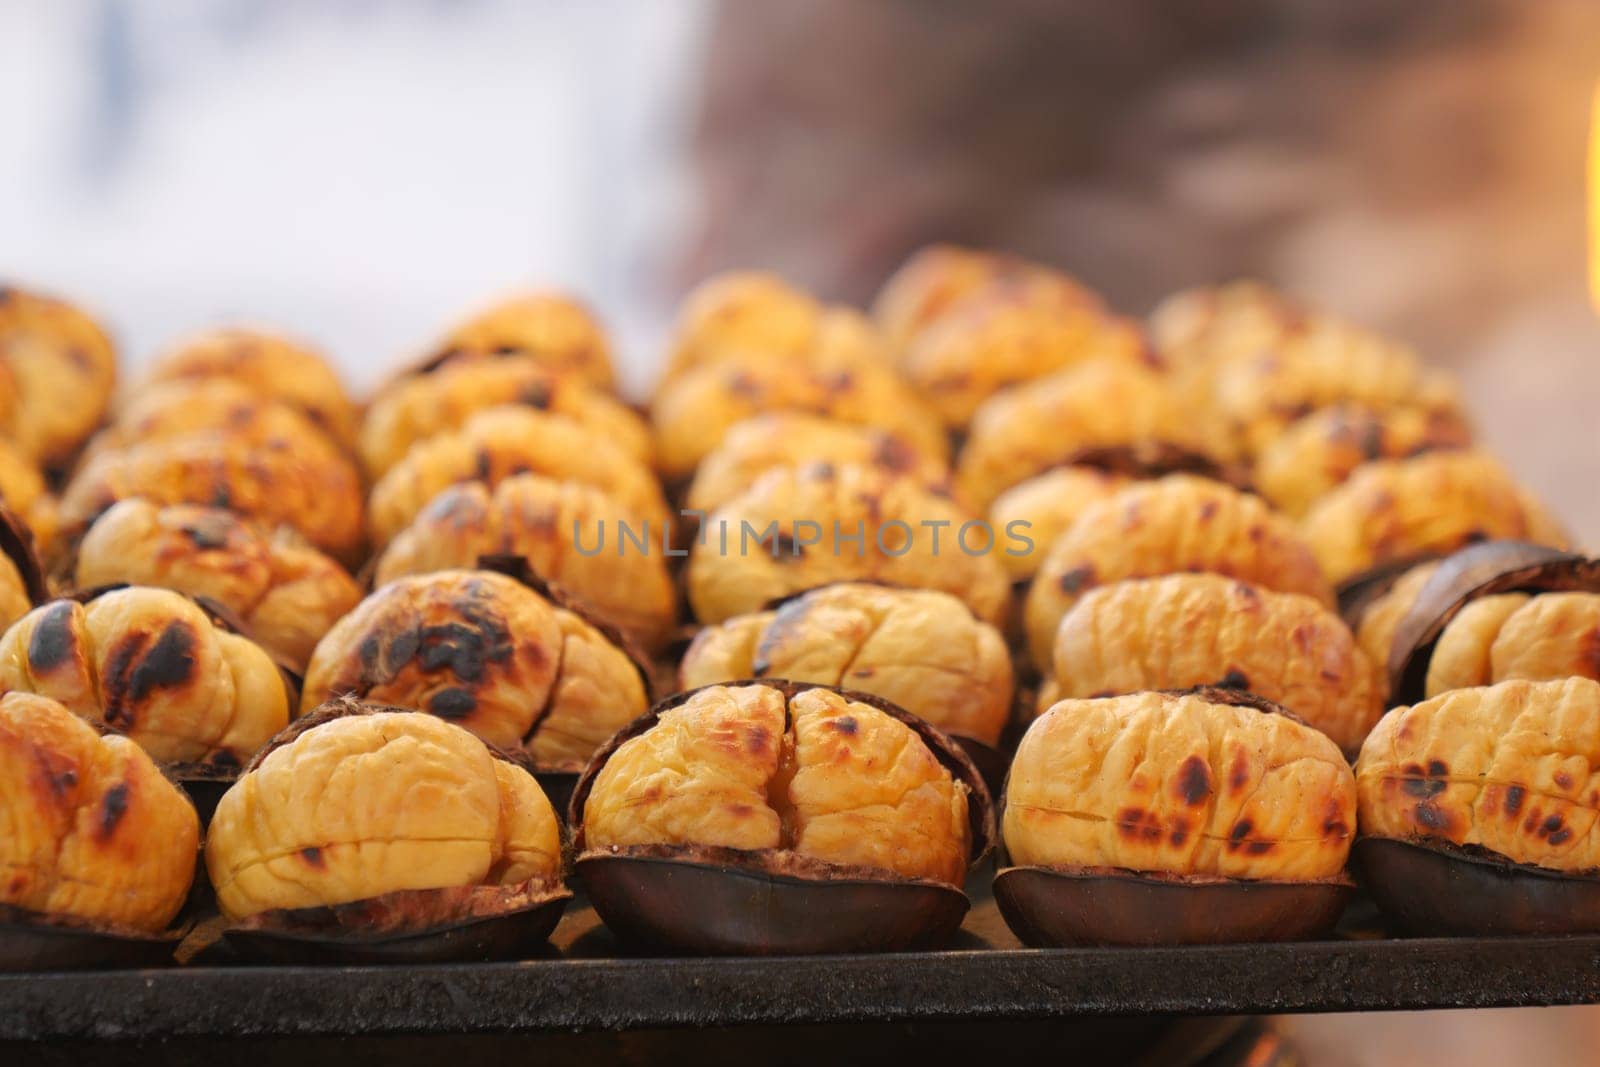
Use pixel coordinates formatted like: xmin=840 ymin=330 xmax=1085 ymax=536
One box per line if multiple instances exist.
xmin=208 ymin=697 xmax=571 ymax=964
xmin=570 ymin=680 xmax=994 ymax=956
xmin=0 ymin=691 xmax=199 ymax=971
xmin=1384 ymin=539 xmax=1594 ymax=706
xmin=995 ymin=687 xmax=1356 ymax=947
xmin=1354 ymin=676 xmax=1600 ymax=937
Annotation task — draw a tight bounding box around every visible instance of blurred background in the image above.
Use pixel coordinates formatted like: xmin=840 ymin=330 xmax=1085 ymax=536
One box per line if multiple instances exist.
xmin=2 ymin=2 xmax=1598 ymax=1059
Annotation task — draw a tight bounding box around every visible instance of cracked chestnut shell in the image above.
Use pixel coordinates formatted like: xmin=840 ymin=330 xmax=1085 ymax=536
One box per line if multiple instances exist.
xmin=680 ymin=582 xmax=1014 ymax=759
xmin=72 ymin=499 xmax=362 ymax=670
xmin=1253 ymin=404 xmax=1473 ymax=519
xmin=955 ymin=359 xmax=1229 ymax=512
xmin=208 ymin=700 xmax=568 ymax=962
xmin=1047 ymin=573 xmax=1382 ymax=754
xmin=366 ymin=406 xmax=669 ymax=552
xmin=0 ymin=585 xmax=294 ymax=770
xmin=1301 ymin=450 xmax=1568 ymax=586
xmin=685 ymin=412 xmax=949 ymax=518
xmin=0 ymin=284 xmax=117 ymax=470
xmin=374 ymin=473 xmax=677 ymax=653
xmin=1382 ymin=540 xmax=1598 ymax=706
xmin=301 ymin=568 xmax=649 ymax=771
xmin=360 ymin=354 xmax=650 ymax=480
xmin=137 ymin=328 xmax=359 ymax=452
xmin=426 ymin=289 xmax=617 ymax=393
xmin=650 ymin=358 xmax=948 ymax=482
xmin=0 ymin=691 xmax=198 ymax=966
xmin=572 ymin=680 xmax=993 ymax=955
xmin=997 ymin=688 xmax=1355 ymax=947
xmin=685 ymin=462 xmax=1011 ymax=627
xmin=1354 ymin=677 xmax=1600 ymax=935
xmin=1023 ymin=474 xmax=1332 ymax=668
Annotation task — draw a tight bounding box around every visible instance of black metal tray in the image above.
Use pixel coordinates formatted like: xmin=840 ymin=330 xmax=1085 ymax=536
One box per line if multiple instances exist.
xmin=5 ymin=875 xmax=1600 ymax=1048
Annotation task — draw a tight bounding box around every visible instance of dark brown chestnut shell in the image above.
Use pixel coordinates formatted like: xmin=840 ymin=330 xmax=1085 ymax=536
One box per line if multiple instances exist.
xmin=0 ymin=903 xmax=188 ymax=972
xmin=1334 ymin=553 xmax=1439 ymax=629
xmin=1385 ymin=540 xmax=1594 ymax=705
xmin=222 ymin=881 xmax=570 ymax=965
xmin=569 ymin=679 xmax=995 ymax=955
xmin=0 ymin=505 xmax=49 ymax=607
xmin=993 ymin=686 xmax=1352 ymax=947
xmin=992 ymin=866 xmax=1353 ymax=948
xmin=1354 ymin=837 xmax=1600 ymax=937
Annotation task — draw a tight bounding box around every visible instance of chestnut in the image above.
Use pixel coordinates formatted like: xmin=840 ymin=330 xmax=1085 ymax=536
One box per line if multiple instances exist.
xmin=0 ymin=586 xmax=296 ymax=814
xmin=301 ymin=568 xmax=649 ymax=780
xmin=1046 ymin=574 xmax=1382 ymax=754
xmin=1254 ymin=404 xmax=1472 ymax=518
xmin=651 ymin=357 xmax=948 ymax=482
xmin=0 ymin=284 xmax=117 ymax=470
xmin=137 ymin=328 xmax=359 ymax=452
xmin=0 ymin=504 xmax=49 ymax=634
xmin=987 ymin=467 xmax=1130 ymax=583
xmin=898 ymin=273 xmax=1147 ymax=430
xmin=427 ymin=289 xmax=617 ymax=394
xmin=658 ymin=271 xmax=890 ymax=392
xmin=996 ymin=687 xmax=1355 ymax=947
xmin=1382 ymin=540 xmax=1598 ymax=706
xmin=1149 ymin=281 xmax=1307 ymax=376
xmin=0 ymin=691 xmax=198 ymax=970
xmin=366 ymin=406 xmax=669 ymax=551
xmin=685 ymin=412 xmax=949 ymax=519
xmin=360 ymin=354 xmax=650 ymax=480
xmin=0 ymin=437 xmax=59 ymax=556
xmin=872 ymin=243 xmax=1057 ymax=353
xmin=679 ymin=582 xmax=1014 ymax=786
xmin=1354 ymin=677 xmax=1600 ymax=936
xmin=685 ymin=462 xmax=1011 ymax=627
xmin=207 ymin=699 xmax=569 ymax=963
xmin=954 ymin=359 xmax=1229 ymax=512
xmin=1302 ymin=450 xmax=1569 ymax=586
xmin=72 ymin=499 xmax=362 ymax=670
xmin=373 ymin=473 xmax=677 ymax=654
xmin=570 ymin=680 xmax=993 ymax=955
xmin=1022 ymin=474 xmax=1332 ymax=668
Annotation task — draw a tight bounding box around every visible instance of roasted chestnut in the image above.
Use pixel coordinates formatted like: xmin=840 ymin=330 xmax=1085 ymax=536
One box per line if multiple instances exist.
xmin=0 ymin=437 xmax=58 ymax=555
xmin=1022 ymin=474 xmax=1332 ymax=667
xmin=427 ymin=289 xmax=617 ymax=394
xmin=360 ymin=354 xmax=651 ymax=479
xmin=1348 ymin=558 xmax=1441 ymax=700
xmin=651 ymin=357 xmax=948 ymax=481
xmin=679 ymin=582 xmax=1013 ymax=779
xmin=1046 ymin=574 xmax=1382 ymax=754
xmin=207 ymin=700 xmax=569 ymax=963
xmin=571 ymin=681 xmax=993 ymax=955
xmin=366 ymin=406 xmax=669 ymax=551
xmin=898 ymin=274 xmax=1147 ymax=430
xmin=1301 ymin=450 xmax=1569 ymax=586
xmin=872 ymin=243 xmax=1057 ymax=353
xmin=58 ymin=425 xmax=366 ymax=564
xmin=0 ymin=284 xmax=117 ymax=470
xmin=955 ymin=359 xmax=1228 ymax=512
xmin=1148 ymin=280 xmax=1307 ymax=374
xmin=1209 ymin=323 xmax=1464 ymax=458
xmin=0 ymin=586 xmax=294 ymax=771
xmin=685 ymin=462 xmax=1011 ymax=626
xmin=301 ymin=568 xmax=648 ymax=773
xmin=72 ymin=499 xmax=362 ymax=670
xmin=987 ymin=467 xmax=1129 ymax=583
xmin=374 ymin=474 xmax=677 ymax=653
xmin=1354 ymin=676 xmax=1600 ymax=936
xmin=0 ymin=504 xmax=48 ymax=634
xmin=137 ymin=328 xmax=359 ymax=452
xmin=0 ymin=691 xmax=198 ymax=969
xmin=996 ymin=687 xmax=1355 ymax=946
xmin=1380 ymin=540 xmax=1599 ymax=707
xmin=1254 ymin=404 xmax=1473 ymax=518
xmin=659 ymin=271 xmax=892 ymax=394
xmin=684 ymin=412 xmax=949 ymax=518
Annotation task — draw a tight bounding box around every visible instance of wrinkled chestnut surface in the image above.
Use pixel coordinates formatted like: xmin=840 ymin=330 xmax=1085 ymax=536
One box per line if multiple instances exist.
xmin=1384 ymin=540 xmax=1593 ymax=705
xmin=570 ymin=681 xmax=993 ymax=955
